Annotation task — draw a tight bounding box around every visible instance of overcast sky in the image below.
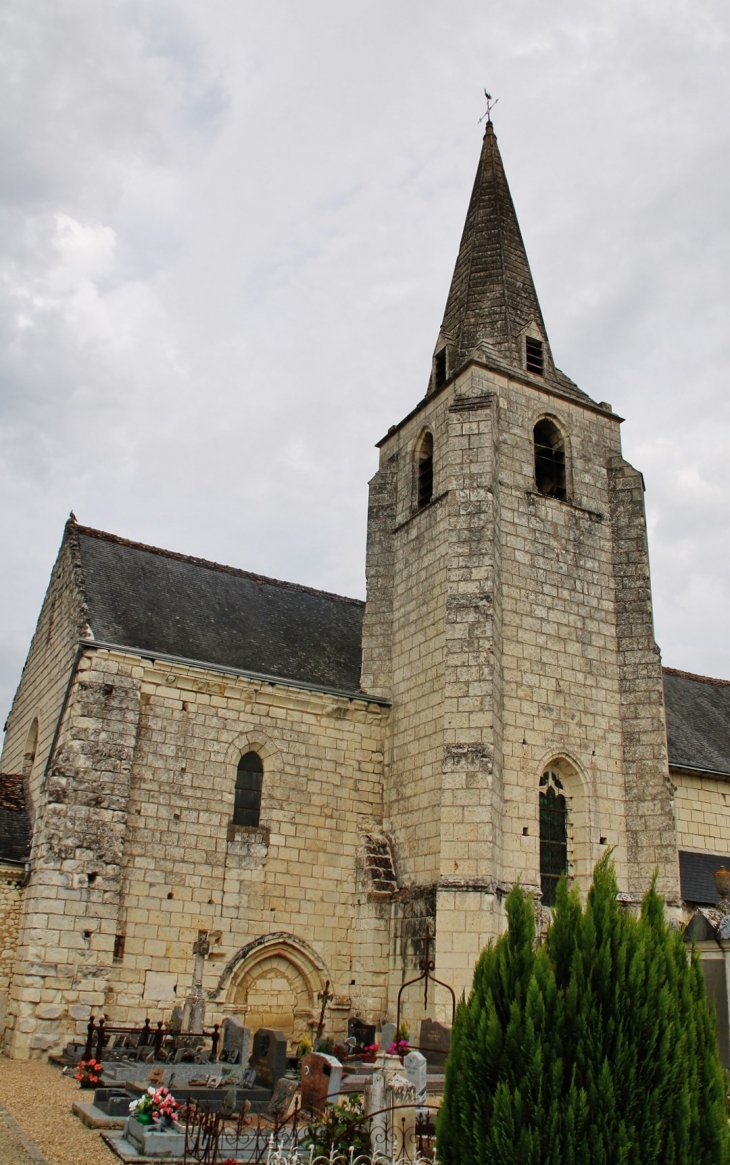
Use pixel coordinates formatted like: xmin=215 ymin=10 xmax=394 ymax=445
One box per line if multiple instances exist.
xmin=1 ymin=0 xmax=729 ymax=726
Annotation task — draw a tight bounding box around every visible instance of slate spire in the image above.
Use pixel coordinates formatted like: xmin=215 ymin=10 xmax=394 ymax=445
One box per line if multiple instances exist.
xmin=432 ymin=121 xmax=554 ymax=388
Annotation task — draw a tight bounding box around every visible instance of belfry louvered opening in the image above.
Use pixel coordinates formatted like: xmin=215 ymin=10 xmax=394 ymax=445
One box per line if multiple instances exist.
xmin=525 ymin=336 xmax=544 ymax=375
xmin=233 ymin=751 xmax=263 ymax=827
xmin=534 ymin=418 xmax=567 ymax=500
xmin=416 ymin=431 xmax=434 ymax=509
xmin=434 ymin=348 xmax=447 ymax=390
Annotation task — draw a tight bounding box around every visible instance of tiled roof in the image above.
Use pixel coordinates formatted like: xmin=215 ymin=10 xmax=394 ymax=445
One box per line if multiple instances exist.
xmin=663 ymin=668 xmax=730 ymax=776
xmin=0 ymin=775 xmax=30 ymax=864
xmin=75 ymin=526 xmax=365 ymax=695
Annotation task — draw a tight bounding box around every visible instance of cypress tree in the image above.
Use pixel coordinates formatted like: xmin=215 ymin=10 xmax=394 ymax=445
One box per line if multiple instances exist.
xmin=437 ymin=856 xmax=730 ymax=1165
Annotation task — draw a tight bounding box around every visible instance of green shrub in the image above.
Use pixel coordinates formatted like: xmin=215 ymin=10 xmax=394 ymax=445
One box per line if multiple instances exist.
xmin=437 ymin=855 xmax=730 ymax=1165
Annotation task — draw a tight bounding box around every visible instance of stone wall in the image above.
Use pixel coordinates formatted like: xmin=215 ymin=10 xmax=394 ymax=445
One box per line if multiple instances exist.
xmin=0 ymin=866 xmax=24 ymax=1036
xmin=4 ymin=643 xmax=389 ymax=1057
xmin=1 ymin=523 xmax=88 ymax=820
xmin=673 ymin=770 xmax=730 ymax=854
xmin=363 ymin=355 xmax=679 ymax=1005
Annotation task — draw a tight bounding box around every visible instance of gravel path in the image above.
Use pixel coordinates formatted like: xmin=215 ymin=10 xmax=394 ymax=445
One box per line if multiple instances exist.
xmin=0 ymin=1057 xmax=115 ymax=1165
xmin=0 ymin=1111 xmax=39 ymax=1165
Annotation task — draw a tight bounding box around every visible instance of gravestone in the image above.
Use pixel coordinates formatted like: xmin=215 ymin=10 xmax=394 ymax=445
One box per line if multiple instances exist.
xmin=404 ymin=1050 xmax=427 ymax=1108
xmin=220 ymin=1016 xmax=251 ymax=1065
xmin=348 ymin=1017 xmax=376 ymax=1053
xmin=250 ymin=1028 xmax=287 ymax=1089
xmin=380 ymin=1022 xmax=397 ymax=1051
xmin=268 ymin=1077 xmax=299 ymax=1119
xmin=168 ymin=1006 xmax=183 ymax=1035
xmin=300 ymin=1052 xmax=343 ymax=1111
xmin=419 ymin=1019 xmax=451 ymax=1067
xmin=93 ymin=1086 xmax=137 ymax=1117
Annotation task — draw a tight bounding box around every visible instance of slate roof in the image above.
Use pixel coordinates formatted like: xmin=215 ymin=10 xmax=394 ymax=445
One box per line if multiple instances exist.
xmin=436 ymin=121 xmax=590 ymax=404
xmin=75 ymin=526 xmax=365 ymax=696
xmin=663 ymin=668 xmax=730 ymax=777
xmin=678 ymin=850 xmax=730 ymax=907
xmin=0 ymin=775 xmax=30 ymax=865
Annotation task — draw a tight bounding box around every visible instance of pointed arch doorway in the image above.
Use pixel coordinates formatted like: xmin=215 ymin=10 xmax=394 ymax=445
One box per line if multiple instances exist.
xmin=220 ymin=934 xmax=329 ymax=1044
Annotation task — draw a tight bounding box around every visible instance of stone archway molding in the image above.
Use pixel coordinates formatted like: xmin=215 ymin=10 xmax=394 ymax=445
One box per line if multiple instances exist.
xmin=207 ymin=931 xmax=331 ymax=1000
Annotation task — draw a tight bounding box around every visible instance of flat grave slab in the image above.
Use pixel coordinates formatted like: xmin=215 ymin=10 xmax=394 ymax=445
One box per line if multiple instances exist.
xmin=72 ymin=1099 xmax=127 ymax=1130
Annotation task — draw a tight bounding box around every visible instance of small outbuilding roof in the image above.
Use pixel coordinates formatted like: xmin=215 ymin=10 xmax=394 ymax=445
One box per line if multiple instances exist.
xmin=0 ymin=775 xmax=30 ymax=865
xmin=663 ymin=668 xmax=730 ymax=777
xmin=678 ymin=850 xmax=730 ymax=907
xmin=75 ymin=525 xmax=365 ymax=695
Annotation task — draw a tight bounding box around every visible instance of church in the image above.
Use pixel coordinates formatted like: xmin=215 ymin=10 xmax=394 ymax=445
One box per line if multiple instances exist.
xmin=1 ymin=120 xmax=729 ymax=1060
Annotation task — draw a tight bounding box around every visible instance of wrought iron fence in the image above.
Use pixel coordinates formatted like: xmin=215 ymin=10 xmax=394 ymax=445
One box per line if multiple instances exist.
xmin=82 ymin=1014 xmax=221 ymax=1062
xmin=180 ymin=1101 xmax=439 ymax=1165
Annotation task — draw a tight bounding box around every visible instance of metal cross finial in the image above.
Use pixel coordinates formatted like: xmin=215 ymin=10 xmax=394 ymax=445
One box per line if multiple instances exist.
xmin=478 ymin=90 xmax=499 ymax=125
xmin=315 ymin=979 xmax=334 ymax=1040
xmin=395 ymin=920 xmax=456 ymax=1034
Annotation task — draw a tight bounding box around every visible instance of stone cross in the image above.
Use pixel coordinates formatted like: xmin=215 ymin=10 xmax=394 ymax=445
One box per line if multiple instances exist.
xmin=182 ymin=929 xmax=210 ymax=1034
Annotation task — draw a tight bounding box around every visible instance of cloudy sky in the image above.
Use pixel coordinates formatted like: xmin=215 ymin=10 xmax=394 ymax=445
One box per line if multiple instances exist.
xmin=1 ymin=0 xmax=729 ymax=725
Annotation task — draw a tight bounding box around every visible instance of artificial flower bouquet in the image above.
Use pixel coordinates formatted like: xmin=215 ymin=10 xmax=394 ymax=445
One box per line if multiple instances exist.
xmin=75 ymin=1058 xmax=104 ymax=1088
xmin=386 ymin=1038 xmax=410 ymax=1056
xmin=129 ymin=1085 xmax=181 ymax=1126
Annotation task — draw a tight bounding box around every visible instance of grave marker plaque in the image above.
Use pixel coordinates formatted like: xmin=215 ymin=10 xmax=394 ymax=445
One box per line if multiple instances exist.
xmin=347 ymin=1017 xmax=376 ymax=1053
xmin=419 ymin=1019 xmax=451 ymax=1067
xmin=269 ymin=1077 xmax=299 ymax=1118
xmin=220 ymin=1016 xmax=250 ymax=1065
xmin=404 ymin=1050 xmax=427 ymax=1107
xmin=301 ymin=1052 xmax=343 ymax=1111
xmin=380 ymin=1022 xmax=397 ymax=1050
xmin=250 ymin=1028 xmax=287 ymax=1089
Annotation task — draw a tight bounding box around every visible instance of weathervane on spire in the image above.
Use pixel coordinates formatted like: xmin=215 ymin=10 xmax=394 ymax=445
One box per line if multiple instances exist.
xmin=478 ymin=90 xmax=499 ymax=126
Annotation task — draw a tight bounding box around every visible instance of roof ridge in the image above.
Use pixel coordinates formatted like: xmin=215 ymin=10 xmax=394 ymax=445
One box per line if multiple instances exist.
xmin=73 ymin=524 xmax=364 ymax=607
xmin=663 ymin=666 xmax=730 ymax=688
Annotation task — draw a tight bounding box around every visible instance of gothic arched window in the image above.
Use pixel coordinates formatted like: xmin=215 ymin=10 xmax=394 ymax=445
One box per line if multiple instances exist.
xmin=534 ymin=418 xmax=567 ymax=500
xmin=539 ymin=769 xmax=568 ymax=907
xmin=416 ymin=431 xmax=434 ymax=509
xmin=233 ymin=752 xmax=264 ymax=828
xmin=23 ymin=718 xmax=39 ymax=777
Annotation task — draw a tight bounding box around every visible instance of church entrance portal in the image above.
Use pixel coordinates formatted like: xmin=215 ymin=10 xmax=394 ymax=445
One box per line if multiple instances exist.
xmin=226 ymin=941 xmax=323 ymax=1043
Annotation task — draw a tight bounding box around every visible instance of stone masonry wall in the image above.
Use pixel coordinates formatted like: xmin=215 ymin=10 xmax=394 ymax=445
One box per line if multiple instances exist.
xmin=0 ymin=866 xmax=24 ymax=1034
xmin=6 ymin=644 xmax=389 ymax=1058
xmin=497 ymin=376 xmax=631 ymax=899
xmin=5 ymin=648 xmax=141 ymax=1057
xmin=6 ymin=644 xmax=389 ymax=1056
xmin=115 ymin=650 xmax=388 ymax=1044
xmin=608 ymin=462 xmax=678 ymax=900
xmin=364 ymin=355 xmax=679 ymax=1008
xmin=1 ymin=524 xmax=88 ymax=820
xmin=673 ymin=771 xmax=730 ymax=855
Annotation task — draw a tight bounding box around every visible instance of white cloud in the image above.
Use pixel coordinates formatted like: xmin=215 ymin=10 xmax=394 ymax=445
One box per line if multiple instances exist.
xmin=0 ymin=0 xmax=729 ymax=724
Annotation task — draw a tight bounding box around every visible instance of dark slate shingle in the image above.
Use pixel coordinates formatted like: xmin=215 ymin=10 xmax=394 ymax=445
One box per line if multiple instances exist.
xmin=679 ymin=850 xmax=730 ymax=906
xmin=0 ymin=775 xmax=30 ymax=864
xmin=77 ymin=528 xmax=364 ymax=695
xmin=663 ymin=668 xmax=730 ymax=776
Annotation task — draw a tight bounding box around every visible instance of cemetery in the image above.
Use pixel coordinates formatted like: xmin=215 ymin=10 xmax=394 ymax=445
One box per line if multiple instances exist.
xmin=47 ymin=980 xmax=450 ymax=1164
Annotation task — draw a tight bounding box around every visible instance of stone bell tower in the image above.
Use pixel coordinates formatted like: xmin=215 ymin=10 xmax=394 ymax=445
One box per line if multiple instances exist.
xmin=360 ymin=119 xmax=679 ymax=1007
